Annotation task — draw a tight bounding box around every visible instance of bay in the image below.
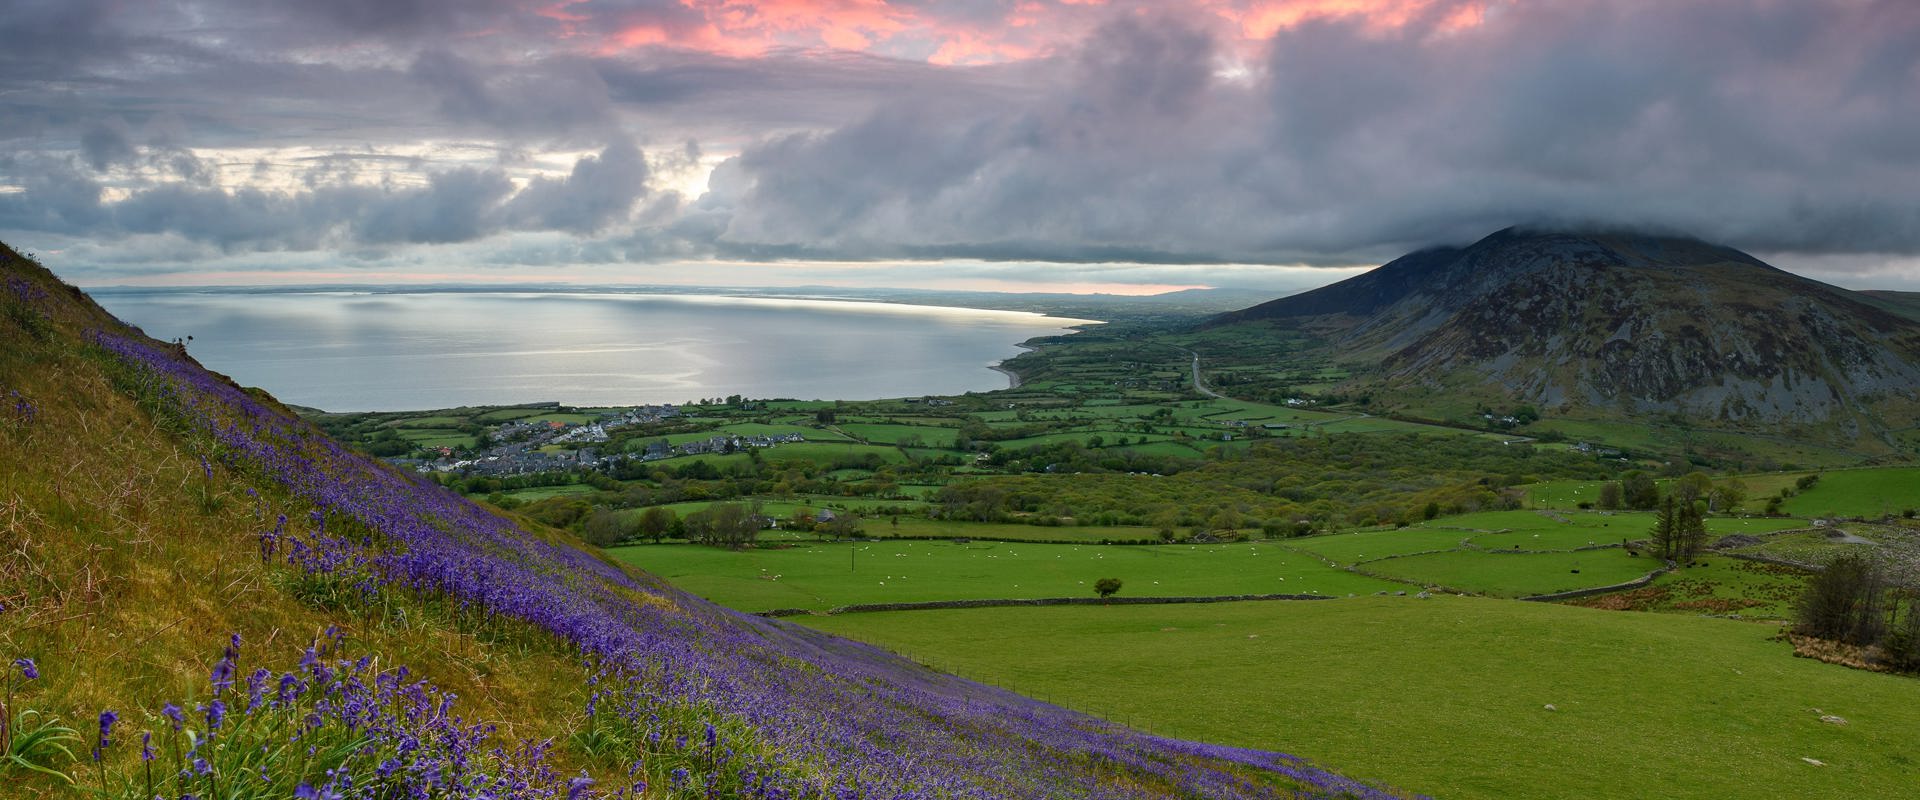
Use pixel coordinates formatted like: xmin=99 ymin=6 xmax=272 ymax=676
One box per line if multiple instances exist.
xmin=93 ymin=290 xmax=1094 ymax=412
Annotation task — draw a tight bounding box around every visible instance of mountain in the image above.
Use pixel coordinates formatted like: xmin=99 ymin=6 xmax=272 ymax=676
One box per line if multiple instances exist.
xmin=1211 ymin=227 xmax=1920 ymax=440
xmin=0 ymin=241 xmax=1403 ymax=799
xmin=1859 ymin=290 xmax=1920 ymax=324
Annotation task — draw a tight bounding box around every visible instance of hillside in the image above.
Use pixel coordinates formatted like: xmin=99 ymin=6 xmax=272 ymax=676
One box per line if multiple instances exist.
xmin=1859 ymin=290 xmax=1920 ymax=324
xmin=1209 ymin=227 xmax=1920 ymax=446
xmin=0 ymin=243 xmax=1407 ymax=798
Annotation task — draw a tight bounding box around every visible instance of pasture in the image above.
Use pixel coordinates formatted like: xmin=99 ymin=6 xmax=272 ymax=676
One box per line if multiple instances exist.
xmin=611 ymin=540 xmax=1407 ymax=611
xmin=801 ymin=597 xmax=1920 ymax=800
xmin=1354 ymin=548 xmax=1654 ymax=597
xmin=1781 ymin=467 xmax=1920 ymax=518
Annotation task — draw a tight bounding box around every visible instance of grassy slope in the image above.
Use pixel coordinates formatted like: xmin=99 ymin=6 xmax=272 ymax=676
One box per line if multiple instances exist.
xmin=0 ymin=260 xmax=589 ymax=789
xmin=4 ymin=246 xmax=1414 ymax=800
xmin=806 ymin=598 xmax=1920 ymax=800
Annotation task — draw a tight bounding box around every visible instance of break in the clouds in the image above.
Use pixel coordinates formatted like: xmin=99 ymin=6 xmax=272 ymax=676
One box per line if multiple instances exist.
xmin=1 ymin=0 xmax=1917 ymax=288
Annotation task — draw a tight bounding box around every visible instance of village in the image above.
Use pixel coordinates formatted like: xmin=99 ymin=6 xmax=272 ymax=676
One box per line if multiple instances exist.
xmin=385 ymin=403 xmax=807 ymax=477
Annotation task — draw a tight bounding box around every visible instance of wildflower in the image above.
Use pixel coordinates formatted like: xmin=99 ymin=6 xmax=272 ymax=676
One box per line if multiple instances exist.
xmin=13 ymin=657 xmax=36 ymax=680
xmin=211 ymin=656 xmax=235 ymax=694
xmin=205 ymin=699 xmax=227 ymax=731
xmin=161 ymin=703 xmax=184 ymax=730
xmin=94 ymin=709 xmax=119 ymax=761
xmin=141 ymin=731 xmax=155 ymax=762
xmin=568 ymin=775 xmax=594 ymax=800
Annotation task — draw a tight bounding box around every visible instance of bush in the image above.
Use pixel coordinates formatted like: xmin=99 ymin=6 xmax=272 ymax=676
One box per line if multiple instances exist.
xmin=1796 ymin=555 xmax=1884 ymax=645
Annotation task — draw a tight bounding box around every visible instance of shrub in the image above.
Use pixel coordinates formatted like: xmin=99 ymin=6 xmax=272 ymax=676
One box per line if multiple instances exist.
xmin=1796 ymin=555 xmax=1885 ymax=645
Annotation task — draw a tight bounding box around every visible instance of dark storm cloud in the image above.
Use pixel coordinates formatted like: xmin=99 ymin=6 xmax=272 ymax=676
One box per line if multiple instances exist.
xmin=2 ymin=0 xmax=1918 ymax=280
xmin=710 ymin=0 xmax=1920 ymax=265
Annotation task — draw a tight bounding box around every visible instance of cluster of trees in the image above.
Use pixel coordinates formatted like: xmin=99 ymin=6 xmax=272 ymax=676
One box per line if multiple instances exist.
xmin=1646 ymin=495 xmax=1709 ymax=563
xmin=934 ymin=434 xmax=1614 ymax=532
xmin=776 ymin=507 xmax=861 ymax=540
xmin=580 ymin=506 xmax=678 ymax=547
xmin=1797 ymin=555 xmax=1920 ymax=673
xmin=682 ymin=502 xmax=767 ymax=548
xmin=1589 ymin=470 xmax=1746 ymax=514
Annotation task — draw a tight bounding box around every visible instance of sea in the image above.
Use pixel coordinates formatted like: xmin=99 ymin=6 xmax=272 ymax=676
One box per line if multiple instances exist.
xmin=92 ymin=290 xmax=1095 ymax=412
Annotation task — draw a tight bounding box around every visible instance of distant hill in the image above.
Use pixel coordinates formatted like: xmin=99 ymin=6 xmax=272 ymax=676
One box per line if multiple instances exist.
xmin=1860 ymin=290 xmax=1920 ymax=324
xmin=0 ymin=241 xmax=1398 ymax=799
xmin=1210 ymin=227 xmax=1920 ymax=441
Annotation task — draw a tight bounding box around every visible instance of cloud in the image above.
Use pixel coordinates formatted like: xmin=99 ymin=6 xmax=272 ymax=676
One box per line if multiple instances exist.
xmin=2 ymin=140 xmax=647 ymax=251
xmin=500 ymin=139 xmax=653 ymax=234
xmin=708 ymin=1 xmax=1920 ymax=264
xmin=3 ymin=0 xmax=1919 ymax=287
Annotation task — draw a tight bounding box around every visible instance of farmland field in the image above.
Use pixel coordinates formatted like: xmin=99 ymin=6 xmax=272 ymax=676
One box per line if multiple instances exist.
xmin=611 ymin=540 xmax=1406 ymax=611
xmin=1781 ymin=467 xmax=1920 ymax=518
xmin=802 ymin=597 xmax=1920 ymax=800
xmin=1355 ymin=548 xmax=1655 ymax=597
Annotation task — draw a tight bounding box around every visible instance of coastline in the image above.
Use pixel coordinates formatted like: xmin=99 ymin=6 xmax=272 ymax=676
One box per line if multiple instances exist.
xmin=991 ymin=343 xmax=1036 ymax=389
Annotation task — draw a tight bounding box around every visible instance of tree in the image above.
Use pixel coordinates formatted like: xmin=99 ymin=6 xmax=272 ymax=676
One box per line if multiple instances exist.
xmin=825 ymin=511 xmax=862 ymax=540
xmin=1708 ymin=479 xmax=1747 ymax=514
xmin=582 ymin=507 xmax=635 ymax=547
xmin=1094 ymin=577 xmax=1123 ymax=599
xmin=1796 ymin=554 xmax=1885 ymax=645
xmin=1596 ymin=481 xmax=1623 ymax=511
xmin=1883 ymin=590 xmax=1920 ymax=673
xmin=1621 ymin=471 xmax=1661 ymax=510
xmin=636 ymin=507 xmax=677 ymax=544
xmin=1649 ymin=496 xmax=1679 ymax=562
xmin=1672 ymin=471 xmax=1714 ymax=506
xmin=1675 ymin=500 xmax=1708 ymax=563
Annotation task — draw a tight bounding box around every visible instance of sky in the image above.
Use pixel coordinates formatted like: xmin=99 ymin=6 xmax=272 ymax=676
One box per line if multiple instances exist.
xmin=2 ymin=0 xmax=1918 ymax=293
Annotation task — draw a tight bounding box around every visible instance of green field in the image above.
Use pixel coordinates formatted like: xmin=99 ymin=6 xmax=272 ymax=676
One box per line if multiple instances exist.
xmin=1357 ymin=548 xmax=1656 ymax=597
xmin=802 ymin=597 xmax=1920 ymax=800
xmin=1568 ymin=558 xmax=1813 ymax=619
xmin=396 ymin=428 xmax=477 ymax=449
xmin=1525 ymin=466 xmax=1920 ymax=519
xmin=497 ymin=484 xmax=596 ymax=501
xmin=837 ymin=422 xmax=960 ymax=445
xmin=1285 ymin=528 xmax=1470 ymax=564
xmin=611 ymin=540 xmax=1405 ymax=611
xmin=1783 ymin=467 xmax=1920 ymax=518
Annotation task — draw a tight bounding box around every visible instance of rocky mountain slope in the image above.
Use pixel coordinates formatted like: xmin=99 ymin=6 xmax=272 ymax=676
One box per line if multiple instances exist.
xmin=0 ymin=242 xmax=1405 ymax=800
xmin=1213 ymin=228 xmax=1920 ymax=439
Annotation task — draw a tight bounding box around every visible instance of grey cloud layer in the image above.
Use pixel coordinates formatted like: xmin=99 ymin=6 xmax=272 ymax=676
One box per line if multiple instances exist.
xmin=1 ymin=0 xmax=1917 ymax=278
xmin=713 ymin=1 xmax=1920 ymax=265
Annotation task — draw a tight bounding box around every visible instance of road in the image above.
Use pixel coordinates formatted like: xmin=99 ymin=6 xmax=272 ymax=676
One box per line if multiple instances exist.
xmin=1180 ymin=348 xmax=1224 ymax=398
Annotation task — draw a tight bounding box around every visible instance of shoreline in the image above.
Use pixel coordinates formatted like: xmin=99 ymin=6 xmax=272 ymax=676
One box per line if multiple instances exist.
xmin=991 ymin=343 xmax=1036 ymax=389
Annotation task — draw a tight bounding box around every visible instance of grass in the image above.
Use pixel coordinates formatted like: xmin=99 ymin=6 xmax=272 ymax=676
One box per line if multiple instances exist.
xmin=396 ymin=428 xmax=476 ymax=449
xmin=0 ymin=267 xmax=593 ymax=793
xmin=802 ymin=597 xmax=1920 ymax=800
xmin=609 ymin=540 xmax=1404 ymax=611
xmin=1524 ymin=465 xmax=1920 ymax=520
xmin=1284 ymin=528 xmax=1471 ymax=564
xmin=1568 ymin=559 xmax=1813 ymax=619
xmin=1782 ymin=467 xmax=1920 ymax=518
xmin=496 ymin=484 xmax=596 ymax=501
xmin=1462 ymin=514 xmax=1806 ymax=551
xmin=1357 ymin=548 xmax=1657 ymax=597
xmin=836 ymin=423 xmax=959 ymax=445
